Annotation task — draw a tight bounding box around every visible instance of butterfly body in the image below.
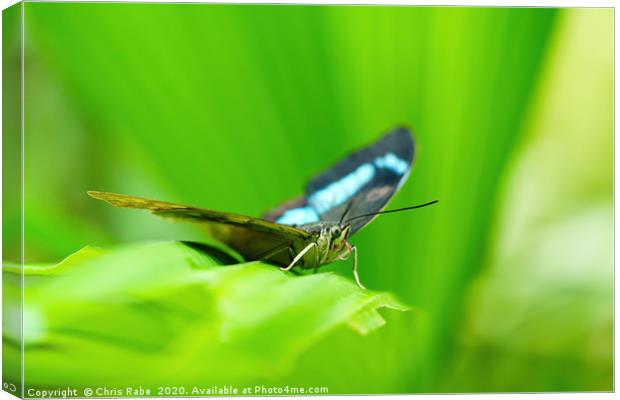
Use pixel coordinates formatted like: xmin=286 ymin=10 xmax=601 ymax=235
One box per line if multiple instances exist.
xmin=88 ymin=127 xmax=422 ymax=289
xmin=279 ymin=223 xmax=352 ymax=269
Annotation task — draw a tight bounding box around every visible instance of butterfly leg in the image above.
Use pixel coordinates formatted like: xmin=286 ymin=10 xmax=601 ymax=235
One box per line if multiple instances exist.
xmin=281 ymin=242 xmax=316 ymax=271
xmin=351 ymin=246 xmax=366 ymax=290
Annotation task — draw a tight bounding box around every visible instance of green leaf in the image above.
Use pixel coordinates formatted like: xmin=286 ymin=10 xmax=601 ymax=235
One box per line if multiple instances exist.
xmin=4 ymin=241 xmax=411 ymax=391
xmin=4 ymin=245 xmax=105 ymax=275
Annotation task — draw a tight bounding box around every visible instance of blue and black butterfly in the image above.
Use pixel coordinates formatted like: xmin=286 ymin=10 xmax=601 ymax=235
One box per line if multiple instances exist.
xmin=88 ymin=127 xmax=437 ymax=289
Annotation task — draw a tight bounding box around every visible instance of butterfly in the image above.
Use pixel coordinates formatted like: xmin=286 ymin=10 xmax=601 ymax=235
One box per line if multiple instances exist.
xmin=88 ymin=126 xmax=437 ymax=289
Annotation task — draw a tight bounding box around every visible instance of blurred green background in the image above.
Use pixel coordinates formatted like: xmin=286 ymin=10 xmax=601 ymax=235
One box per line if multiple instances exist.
xmin=3 ymin=4 xmax=612 ymax=393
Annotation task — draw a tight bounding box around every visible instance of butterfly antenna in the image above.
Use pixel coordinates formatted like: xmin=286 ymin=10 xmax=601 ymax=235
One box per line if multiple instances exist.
xmin=344 ymin=200 xmax=438 ymax=224
xmin=339 ymin=198 xmax=357 ymax=225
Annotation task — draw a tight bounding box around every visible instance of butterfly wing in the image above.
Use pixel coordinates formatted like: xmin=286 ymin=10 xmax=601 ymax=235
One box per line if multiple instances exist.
xmin=87 ymin=191 xmax=308 ymax=264
xmin=264 ymin=127 xmax=415 ymax=235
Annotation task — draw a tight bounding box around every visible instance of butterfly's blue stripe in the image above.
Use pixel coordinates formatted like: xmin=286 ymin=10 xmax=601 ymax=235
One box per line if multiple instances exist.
xmin=275 ymin=152 xmax=409 ymax=226
xmin=276 ymin=206 xmax=320 ymax=225
xmin=309 ymin=164 xmax=375 ymax=214
xmin=374 ymin=152 xmax=409 ymax=175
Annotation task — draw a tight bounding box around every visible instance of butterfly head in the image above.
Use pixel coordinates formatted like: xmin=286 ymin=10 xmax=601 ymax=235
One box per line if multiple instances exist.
xmin=324 ymin=224 xmax=352 ymax=261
